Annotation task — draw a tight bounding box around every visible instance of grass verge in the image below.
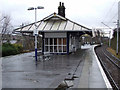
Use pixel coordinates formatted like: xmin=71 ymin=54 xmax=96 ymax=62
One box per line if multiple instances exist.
xmin=107 ymin=47 xmax=120 ymax=59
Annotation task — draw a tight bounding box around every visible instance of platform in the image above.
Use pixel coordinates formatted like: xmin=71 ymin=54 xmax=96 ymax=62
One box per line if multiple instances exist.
xmin=2 ymin=45 xmax=112 ymax=89
xmin=72 ymin=45 xmax=112 ymax=89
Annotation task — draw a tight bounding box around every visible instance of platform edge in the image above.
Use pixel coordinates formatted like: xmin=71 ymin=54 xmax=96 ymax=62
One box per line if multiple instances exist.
xmin=93 ymin=45 xmax=112 ymax=89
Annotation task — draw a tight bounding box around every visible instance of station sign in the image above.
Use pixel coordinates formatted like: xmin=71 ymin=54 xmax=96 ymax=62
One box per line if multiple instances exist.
xmin=33 ymin=29 xmax=38 ymax=36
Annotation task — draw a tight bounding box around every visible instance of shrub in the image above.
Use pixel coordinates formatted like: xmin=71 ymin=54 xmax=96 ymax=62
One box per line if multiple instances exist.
xmin=2 ymin=43 xmax=23 ymax=57
xmin=13 ymin=44 xmax=23 ymax=53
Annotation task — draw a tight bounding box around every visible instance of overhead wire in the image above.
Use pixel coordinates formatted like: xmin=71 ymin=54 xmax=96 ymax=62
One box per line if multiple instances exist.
xmin=107 ymin=13 xmax=117 ymax=25
xmin=101 ymin=0 xmax=118 ymax=29
xmin=103 ymin=0 xmax=117 ymax=23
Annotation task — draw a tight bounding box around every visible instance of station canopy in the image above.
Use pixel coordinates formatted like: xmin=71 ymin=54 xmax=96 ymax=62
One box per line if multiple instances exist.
xmin=14 ymin=13 xmax=92 ymax=33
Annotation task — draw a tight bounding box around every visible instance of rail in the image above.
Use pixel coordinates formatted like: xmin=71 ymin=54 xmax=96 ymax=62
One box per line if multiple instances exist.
xmin=95 ymin=46 xmax=119 ymax=89
xmin=102 ymin=49 xmax=120 ymax=69
xmin=97 ymin=55 xmax=119 ymax=89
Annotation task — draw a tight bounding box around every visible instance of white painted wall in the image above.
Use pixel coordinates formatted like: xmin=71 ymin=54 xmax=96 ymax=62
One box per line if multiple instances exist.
xmin=45 ymin=32 xmax=67 ymax=38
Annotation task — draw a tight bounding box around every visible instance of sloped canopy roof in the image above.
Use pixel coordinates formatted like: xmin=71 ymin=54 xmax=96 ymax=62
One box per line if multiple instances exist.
xmin=14 ymin=13 xmax=91 ymax=33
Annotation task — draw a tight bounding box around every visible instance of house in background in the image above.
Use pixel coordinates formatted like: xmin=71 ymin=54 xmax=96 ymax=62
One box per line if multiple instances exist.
xmin=14 ymin=2 xmax=92 ymax=54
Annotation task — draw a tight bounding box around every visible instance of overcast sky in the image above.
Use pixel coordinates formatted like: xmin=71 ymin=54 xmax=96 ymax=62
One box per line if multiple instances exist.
xmin=0 ymin=0 xmax=119 ymax=30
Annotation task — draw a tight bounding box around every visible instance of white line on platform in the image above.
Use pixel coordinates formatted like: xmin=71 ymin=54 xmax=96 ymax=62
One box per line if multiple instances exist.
xmin=93 ymin=45 xmax=112 ymax=89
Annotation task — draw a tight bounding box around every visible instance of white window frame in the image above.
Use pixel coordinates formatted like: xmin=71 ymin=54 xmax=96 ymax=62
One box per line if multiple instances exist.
xmin=44 ymin=38 xmax=67 ymax=53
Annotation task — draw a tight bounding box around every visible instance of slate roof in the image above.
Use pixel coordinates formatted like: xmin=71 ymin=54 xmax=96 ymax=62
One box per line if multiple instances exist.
xmin=14 ymin=13 xmax=91 ymax=33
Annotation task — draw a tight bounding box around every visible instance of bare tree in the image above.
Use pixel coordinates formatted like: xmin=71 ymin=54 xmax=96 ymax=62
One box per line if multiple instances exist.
xmin=0 ymin=14 xmax=13 ymax=42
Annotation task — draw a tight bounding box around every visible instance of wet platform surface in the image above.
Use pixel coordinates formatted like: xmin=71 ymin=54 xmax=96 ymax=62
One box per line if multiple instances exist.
xmin=73 ymin=45 xmax=110 ymax=88
xmin=2 ymin=45 xmax=111 ymax=88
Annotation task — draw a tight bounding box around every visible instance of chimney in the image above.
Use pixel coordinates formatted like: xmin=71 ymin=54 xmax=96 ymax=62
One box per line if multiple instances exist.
xmin=58 ymin=2 xmax=65 ymax=17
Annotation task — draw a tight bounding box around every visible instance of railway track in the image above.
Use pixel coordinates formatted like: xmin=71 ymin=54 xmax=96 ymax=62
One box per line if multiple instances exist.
xmin=102 ymin=48 xmax=120 ymax=69
xmin=95 ymin=45 xmax=120 ymax=90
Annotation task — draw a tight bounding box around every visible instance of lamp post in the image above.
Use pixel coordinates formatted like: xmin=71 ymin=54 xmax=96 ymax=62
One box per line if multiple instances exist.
xmin=28 ymin=6 xmax=44 ymax=62
xmin=109 ymin=31 xmax=111 ymax=47
xmin=116 ymin=20 xmax=119 ymax=55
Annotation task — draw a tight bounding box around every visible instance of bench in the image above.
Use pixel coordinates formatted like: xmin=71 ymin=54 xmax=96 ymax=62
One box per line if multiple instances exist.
xmin=37 ymin=52 xmax=52 ymax=61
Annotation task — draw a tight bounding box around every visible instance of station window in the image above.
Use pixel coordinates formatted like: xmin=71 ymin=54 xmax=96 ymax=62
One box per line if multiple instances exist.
xmin=45 ymin=38 xmax=48 ymax=45
xmin=63 ymin=38 xmax=66 ymax=45
xmin=58 ymin=38 xmax=62 ymax=45
xmin=50 ymin=38 xmax=53 ymax=45
xmin=50 ymin=46 xmax=53 ymax=52
xmin=54 ymin=38 xmax=57 ymax=45
xmin=63 ymin=46 xmax=66 ymax=52
xmin=54 ymin=46 xmax=57 ymax=52
xmin=44 ymin=38 xmax=67 ymax=53
xmin=45 ymin=46 xmax=48 ymax=52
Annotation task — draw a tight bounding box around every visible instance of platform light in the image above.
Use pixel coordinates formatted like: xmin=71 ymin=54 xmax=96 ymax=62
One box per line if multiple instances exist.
xmin=28 ymin=6 xmax=44 ymax=62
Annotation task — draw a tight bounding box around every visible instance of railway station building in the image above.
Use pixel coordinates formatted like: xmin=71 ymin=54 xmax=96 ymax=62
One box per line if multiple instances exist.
xmin=15 ymin=2 xmax=92 ymax=54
